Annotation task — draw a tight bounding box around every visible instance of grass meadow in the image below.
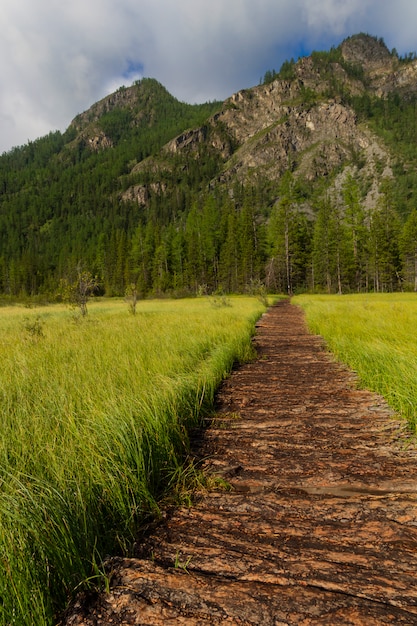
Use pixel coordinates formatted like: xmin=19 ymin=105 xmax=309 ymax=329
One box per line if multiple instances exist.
xmin=294 ymin=293 xmax=417 ymax=432
xmin=0 ymin=296 xmax=267 ymax=625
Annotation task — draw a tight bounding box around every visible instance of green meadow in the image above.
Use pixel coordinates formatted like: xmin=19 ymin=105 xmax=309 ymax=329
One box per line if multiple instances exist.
xmin=294 ymin=293 xmax=417 ymax=432
xmin=0 ymin=296 xmax=267 ymax=625
xmin=4 ymin=292 xmax=416 ymax=624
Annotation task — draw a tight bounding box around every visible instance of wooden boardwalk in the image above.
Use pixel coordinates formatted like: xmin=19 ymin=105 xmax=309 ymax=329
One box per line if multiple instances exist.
xmin=64 ymin=300 xmax=417 ymax=625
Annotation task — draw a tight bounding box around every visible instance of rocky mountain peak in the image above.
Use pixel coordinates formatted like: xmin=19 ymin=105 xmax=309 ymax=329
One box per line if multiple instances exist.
xmin=340 ymin=33 xmax=393 ymax=70
xmin=339 ymin=33 xmax=417 ymax=97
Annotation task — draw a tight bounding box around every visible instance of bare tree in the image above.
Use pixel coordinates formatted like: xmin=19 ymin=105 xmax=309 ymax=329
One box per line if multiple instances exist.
xmin=60 ymin=264 xmax=100 ymax=316
xmin=125 ymin=283 xmax=138 ymax=315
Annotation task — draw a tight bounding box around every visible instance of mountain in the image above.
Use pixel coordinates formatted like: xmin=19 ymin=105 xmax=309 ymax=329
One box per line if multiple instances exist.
xmin=1 ymin=33 xmax=417 ymax=297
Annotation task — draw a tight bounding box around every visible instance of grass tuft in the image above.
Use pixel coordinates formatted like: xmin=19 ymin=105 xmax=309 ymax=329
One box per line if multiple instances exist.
xmin=294 ymin=293 xmax=417 ymax=432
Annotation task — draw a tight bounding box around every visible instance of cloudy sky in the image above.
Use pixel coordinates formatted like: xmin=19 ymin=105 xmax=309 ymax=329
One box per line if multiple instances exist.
xmin=1 ymin=0 xmax=417 ymax=154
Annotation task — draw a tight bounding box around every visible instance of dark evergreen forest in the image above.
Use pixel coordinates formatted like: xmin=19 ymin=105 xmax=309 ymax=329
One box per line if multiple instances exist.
xmin=1 ymin=62 xmax=417 ymax=300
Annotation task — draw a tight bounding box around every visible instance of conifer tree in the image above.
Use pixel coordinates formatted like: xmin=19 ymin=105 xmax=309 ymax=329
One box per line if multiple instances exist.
xmin=201 ymin=195 xmax=222 ymax=290
xmin=184 ymin=204 xmax=204 ymax=292
xmin=342 ymin=174 xmax=368 ymax=291
xmin=130 ymin=222 xmax=157 ymax=296
xmin=219 ymin=203 xmax=239 ymax=292
xmin=400 ymin=208 xmax=417 ymax=291
xmin=312 ymin=197 xmax=336 ymax=293
xmin=268 ymin=172 xmax=302 ymax=294
xmin=239 ymin=195 xmax=258 ymax=289
xmin=368 ymin=179 xmax=401 ymax=291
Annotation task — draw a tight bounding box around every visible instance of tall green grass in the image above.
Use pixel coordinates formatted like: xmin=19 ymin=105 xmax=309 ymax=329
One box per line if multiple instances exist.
xmin=0 ymin=296 xmax=267 ymax=625
xmin=294 ymin=293 xmax=417 ymax=431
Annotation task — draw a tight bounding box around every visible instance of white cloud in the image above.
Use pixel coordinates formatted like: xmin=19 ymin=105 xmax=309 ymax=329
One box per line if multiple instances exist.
xmin=1 ymin=0 xmax=417 ymax=153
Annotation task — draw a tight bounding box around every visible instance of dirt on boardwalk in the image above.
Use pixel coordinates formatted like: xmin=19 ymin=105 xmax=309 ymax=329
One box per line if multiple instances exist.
xmin=63 ymin=299 xmax=417 ymax=625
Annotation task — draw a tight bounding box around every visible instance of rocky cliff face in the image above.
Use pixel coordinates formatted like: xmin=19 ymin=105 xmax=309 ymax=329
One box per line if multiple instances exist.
xmin=211 ymin=89 xmax=367 ymax=184
xmin=124 ymin=34 xmax=401 ymax=211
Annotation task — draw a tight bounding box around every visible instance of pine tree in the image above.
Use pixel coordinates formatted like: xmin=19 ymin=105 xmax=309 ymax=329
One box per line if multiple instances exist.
xmin=238 ymin=195 xmax=258 ymax=289
xmin=219 ymin=203 xmax=239 ymax=293
xmin=268 ymin=173 xmax=304 ymax=294
xmin=172 ymin=226 xmax=187 ymax=293
xmin=184 ymin=204 xmax=204 ymax=292
xmin=312 ymin=197 xmax=335 ymax=293
xmin=368 ymin=179 xmax=401 ymax=292
xmin=130 ymin=221 xmax=157 ymax=296
xmin=400 ymin=208 xmax=417 ymax=291
xmin=342 ymin=174 xmax=368 ymax=291
xmin=200 ymin=195 xmax=222 ymax=291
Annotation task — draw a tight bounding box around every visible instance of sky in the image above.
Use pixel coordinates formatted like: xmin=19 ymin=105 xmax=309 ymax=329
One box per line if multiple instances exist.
xmin=1 ymin=0 xmax=417 ymax=154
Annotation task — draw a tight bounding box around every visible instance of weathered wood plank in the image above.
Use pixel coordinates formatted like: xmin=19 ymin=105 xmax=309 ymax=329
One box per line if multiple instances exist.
xmin=62 ymin=300 xmax=417 ymax=625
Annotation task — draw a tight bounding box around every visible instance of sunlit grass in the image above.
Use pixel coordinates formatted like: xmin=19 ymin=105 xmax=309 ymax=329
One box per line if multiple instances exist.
xmin=294 ymin=293 xmax=417 ymax=431
xmin=0 ymin=296 xmax=267 ymax=625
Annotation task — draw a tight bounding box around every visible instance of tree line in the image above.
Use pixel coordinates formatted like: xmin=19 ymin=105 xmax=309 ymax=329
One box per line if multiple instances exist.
xmin=1 ymin=169 xmax=416 ymax=299
xmin=267 ymin=172 xmax=417 ymax=294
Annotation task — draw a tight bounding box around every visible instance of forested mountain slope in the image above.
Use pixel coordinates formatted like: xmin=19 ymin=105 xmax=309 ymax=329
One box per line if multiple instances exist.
xmin=2 ymin=33 xmax=417 ymax=297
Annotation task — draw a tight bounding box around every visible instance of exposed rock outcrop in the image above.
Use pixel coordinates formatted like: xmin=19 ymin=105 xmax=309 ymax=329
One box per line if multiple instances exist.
xmin=123 ymin=34 xmax=403 ymax=210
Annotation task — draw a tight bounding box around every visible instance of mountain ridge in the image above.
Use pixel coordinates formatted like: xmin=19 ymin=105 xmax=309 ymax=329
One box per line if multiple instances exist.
xmin=120 ymin=34 xmax=395 ymax=217
xmin=1 ymin=33 xmax=417 ymax=296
